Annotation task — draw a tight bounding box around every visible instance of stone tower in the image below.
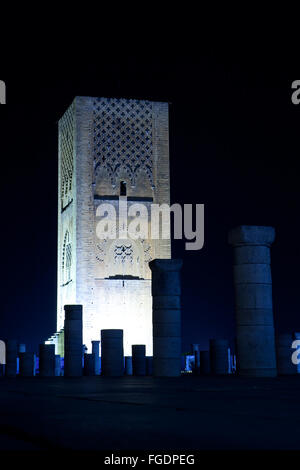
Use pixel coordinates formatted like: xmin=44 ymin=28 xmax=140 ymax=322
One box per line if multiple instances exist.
xmin=56 ymin=97 xmax=171 ymax=355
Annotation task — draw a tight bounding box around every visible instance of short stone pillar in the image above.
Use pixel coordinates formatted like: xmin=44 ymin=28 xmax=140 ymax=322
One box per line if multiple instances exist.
xmin=209 ymin=339 xmax=229 ymax=375
xmin=39 ymin=344 xmax=55 ymax=377
xmin=229 ymin=225 xmax=277 ymax=377
xmin=132 ymin=345 xmax=146 ymax=376
xmin=64 ymin=305 xmax=83 ymax=377
xmin=101 ymin=329 xmax=124 ymax=377
xmin=276 ymin=333 xmax=296 ymax=375
xmin=5 ymin=340 xmax=18 ymax=378
xmin=146 ymin=357 xmax=153 ymax=375
xmin=124 ymin=356 xmax=133 ymax=375
xmin=191 ymin=344 xmax=200 ymax=371
xmin=200 ymin=351 xmax=211 ymax=375
xmin=19 ymin=352 xmax=35 ymax=377
xmin=84 ymin=353 xmax=96 ymax=376
xmin=18 ymin=344 xmax=26 ymax=353
xmin=149 ymin=259 xmax=183 ymax=377
xmin=92 ymin=340 xmax=100 ymax=375
xmin=55 ymin=355 xmax=61 ymax=376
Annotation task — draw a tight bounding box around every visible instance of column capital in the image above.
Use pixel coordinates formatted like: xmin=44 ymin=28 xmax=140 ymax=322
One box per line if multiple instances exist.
xmin=149 ymin=259 xmax=183 ymax=272
xmin=228 ymin=225 xmax=275 ymax=247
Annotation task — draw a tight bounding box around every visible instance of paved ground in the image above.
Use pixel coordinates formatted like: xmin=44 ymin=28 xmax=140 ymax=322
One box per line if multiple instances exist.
xmin=0 ymin=375 xmax=300 ymax=451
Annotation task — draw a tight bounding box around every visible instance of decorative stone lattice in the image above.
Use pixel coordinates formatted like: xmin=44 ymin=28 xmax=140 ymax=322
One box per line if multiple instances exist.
xmin=60 ymin=104 xmax=74 ymax=208
xmin=114 ymin=243 xmax=133 ymax=265
xmin=93 ymin=98 xmax=154 ymax=188
xmin=141 ymin=239 xmax=152 ymax=264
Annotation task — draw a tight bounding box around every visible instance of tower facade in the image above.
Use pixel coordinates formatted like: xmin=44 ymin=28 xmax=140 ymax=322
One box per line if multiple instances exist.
xmin=56 ymin=97 xmax=171 ymax=355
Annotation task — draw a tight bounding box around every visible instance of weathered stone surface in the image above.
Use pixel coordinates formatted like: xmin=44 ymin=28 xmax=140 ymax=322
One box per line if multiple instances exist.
xmin=228 ymin=225 xmax=275 ymax=246
xmin=64 ymin=305 xmax=83 ymax=377
xmin=124 ymin=356 xmax=133 ymax=375
xmin=39 ymin=344 xmax=55 ymax=377
xmin=132 ymin=345 xmax=146 ymax=376
xmin=101 ymin=329 xmax=124 ymax=377
xmin=5 ymin=340 xmax=17 ymax=378
xmin=229 ymin=226 xmax=277 ymax=377
xmin=19 ymin=353 xmax=35 ymax=377
xmin=56 ymin=98 xmax=171 ymax=357
xmin=200 ymin=351 xmax=211 ymax=375
xmin=209 ymin=339 xmax=229 ymax=375
xmin=150 ymin=259 xmax=182 ymax=377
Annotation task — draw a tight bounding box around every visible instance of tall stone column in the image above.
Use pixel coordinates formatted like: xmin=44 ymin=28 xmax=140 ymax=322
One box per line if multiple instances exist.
xmin=149 ymin=259 xmax=183 ymax=377
xmin=64 ymin=305 xmax=83 ymax=377
xmin=228 ymin=225 xmax=277 ymax=377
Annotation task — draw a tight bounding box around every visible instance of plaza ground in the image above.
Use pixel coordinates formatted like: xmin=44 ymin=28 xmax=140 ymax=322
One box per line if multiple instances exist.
xmin=0 ymin=375 xmax=300 ymax=451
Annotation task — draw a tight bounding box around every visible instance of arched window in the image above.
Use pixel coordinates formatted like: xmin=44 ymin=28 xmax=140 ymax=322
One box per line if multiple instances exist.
xmin=62 ymin=231 xmax=72 ymax=284
xmin=120 ymin=180 xmax=127 ymax=196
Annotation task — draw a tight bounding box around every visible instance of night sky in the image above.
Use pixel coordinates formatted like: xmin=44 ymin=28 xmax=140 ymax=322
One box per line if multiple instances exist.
xmin=1 ymin=41 xmax=300 ymax=354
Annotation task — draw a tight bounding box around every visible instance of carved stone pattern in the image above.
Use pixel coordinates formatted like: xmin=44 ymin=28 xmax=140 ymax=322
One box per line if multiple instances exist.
xmin=93 ymin=98 xmax=154 ymax=188
xmin=141 ymin=239 xmax=152 ymax=263
xmin=114 ymin=244 xmax=133 ymax=265
xmin=96 ymin=239 xmax=108 ymax=263
xmin=60 ymin=104 xmax=74 ymax=207
xmin=62 ymin=231 xmax=72 ymax=284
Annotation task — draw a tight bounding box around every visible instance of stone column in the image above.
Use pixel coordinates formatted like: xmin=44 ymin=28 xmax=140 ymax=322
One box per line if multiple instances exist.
xmin=92 ymin=340 xmax=100 ymax=375
xmin=19 ymin=352 xmax=35 ymax=377
xmin=200 ymin=351 xmax=211 ymax=375
xmin=210 ymin=339 xmax=229 ymax=375
xmin=101 ymin=329 xmax=124 ymax=377
xmin=18 ymin=344 xmax=26 ymax=353
xmin=228 ymin=225 xmax=277 ymax=377
xmin=64 ymin=305 xmax=83 ymax=377
xmin=191 ymin=344 xmax=200 ymax=370
xmin=125 ymin=356 xmax=133 ymax=375
xmin=84 ymin=353 xmax=96 ymax=376
xmin=149 ymin=259 xmax=183 ymax=377
xmin=5 ymin=340 xmax=17 ymax=378
xmin=39 ymin=344 xmax=55 ymax=377
xmin=132 ymin=345 xmax=146 ymax=376
xmin=146 ymin=357 xmax=153 ymax=375
xmin=55 ymin=355 xmax=61 ymax=376
xmin=276 ymin=333 xmax=296 ymax=375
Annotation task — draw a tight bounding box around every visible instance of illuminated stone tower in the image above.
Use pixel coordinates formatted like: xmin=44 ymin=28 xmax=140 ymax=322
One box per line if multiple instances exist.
xmin=56 ymin=97 xmax=171 ymax=355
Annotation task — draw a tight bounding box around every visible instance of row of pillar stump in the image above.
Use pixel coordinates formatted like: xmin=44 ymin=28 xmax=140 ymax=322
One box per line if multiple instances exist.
xmin=1 ymin=226 xmax=299 ymax=378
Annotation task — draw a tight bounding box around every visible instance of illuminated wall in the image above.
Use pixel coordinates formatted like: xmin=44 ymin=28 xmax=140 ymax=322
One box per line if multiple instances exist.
xmin=56 ymin=97 xmax=170 ymax=356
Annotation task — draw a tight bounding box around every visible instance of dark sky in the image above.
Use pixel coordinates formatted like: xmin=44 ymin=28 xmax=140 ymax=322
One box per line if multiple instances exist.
xmin=1 ymin=40 xmax=300 ymax=354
